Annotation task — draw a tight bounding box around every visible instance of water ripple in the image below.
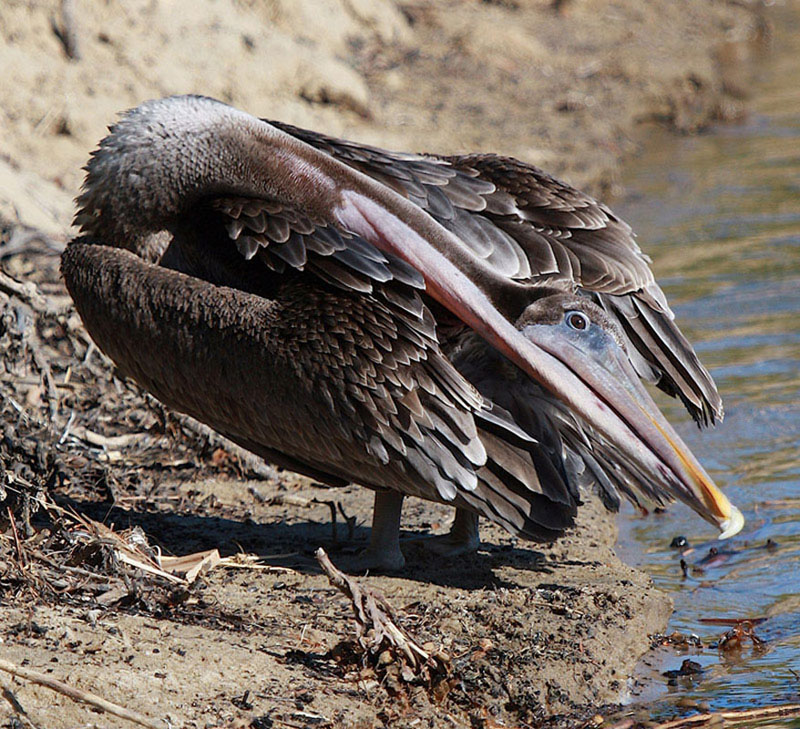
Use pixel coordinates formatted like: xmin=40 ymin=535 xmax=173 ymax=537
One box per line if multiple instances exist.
xmin=614 ymin=8 xmax=800 ymax=721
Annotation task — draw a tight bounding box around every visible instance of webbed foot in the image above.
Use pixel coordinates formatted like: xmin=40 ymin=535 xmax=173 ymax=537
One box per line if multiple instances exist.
xmin=339 ymin=489 xmax=406 ymax=573
xmin=409 ymin=508 xmax=480 ymax=557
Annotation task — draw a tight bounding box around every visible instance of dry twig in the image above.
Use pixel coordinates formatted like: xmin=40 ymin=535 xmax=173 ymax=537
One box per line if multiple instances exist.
xmin=70 ymin=425 xmax=149 ymax=450
xmin=649 ymin=703 xmax=800 ymax=729
xmin=607 ymin=704 xmax=800 ymax=729
xmin=6 ymin=508 xmax=27 ymax=570
xmin=269 ymin=494 xmax=355 ymax=543
xmin=0 ymin=269 xmax=64 ymax=317
xmin=315 ymin=547 xmax=449 ymax=683
xmin=0 ymin=658 xmax=165 ymax=728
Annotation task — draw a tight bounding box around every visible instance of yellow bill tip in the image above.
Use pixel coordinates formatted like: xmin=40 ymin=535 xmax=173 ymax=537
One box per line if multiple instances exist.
xmin=717 ymin=504 xmax=745 ymax=540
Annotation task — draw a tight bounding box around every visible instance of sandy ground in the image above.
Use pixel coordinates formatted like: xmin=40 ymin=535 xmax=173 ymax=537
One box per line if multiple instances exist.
xmin=2 ymin=483 xmax=670 ymax=728
xmin=1 ymin=0 xmax=765 ymax=236
xmin=0 ymin=0 xmax=768 ymax=726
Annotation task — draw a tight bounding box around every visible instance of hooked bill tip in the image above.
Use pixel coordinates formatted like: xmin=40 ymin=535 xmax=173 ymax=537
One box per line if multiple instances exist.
xmin=717 ymin=505 xmax=745 ymax=540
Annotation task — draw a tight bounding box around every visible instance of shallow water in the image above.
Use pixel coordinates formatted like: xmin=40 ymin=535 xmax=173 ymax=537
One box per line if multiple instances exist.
xmin=614 ymin=9 xmax=800 ymax=722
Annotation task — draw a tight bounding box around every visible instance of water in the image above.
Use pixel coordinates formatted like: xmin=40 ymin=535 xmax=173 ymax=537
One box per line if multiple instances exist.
xmin=613 ymin=9 xmax=800 ymax=722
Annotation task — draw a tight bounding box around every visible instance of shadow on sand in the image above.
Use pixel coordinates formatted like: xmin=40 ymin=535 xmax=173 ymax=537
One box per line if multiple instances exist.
xmin=53 ymin=494 xmax=558 ymax=591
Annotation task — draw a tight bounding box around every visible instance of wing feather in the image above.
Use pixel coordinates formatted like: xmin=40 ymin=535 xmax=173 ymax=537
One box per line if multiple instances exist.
xmin=263 ymin=121 xmax=721 ymax=424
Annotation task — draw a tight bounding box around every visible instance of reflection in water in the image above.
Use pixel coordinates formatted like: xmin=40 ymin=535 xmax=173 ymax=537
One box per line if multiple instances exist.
xmin=613 ymin=8 xmax=800 ymax=722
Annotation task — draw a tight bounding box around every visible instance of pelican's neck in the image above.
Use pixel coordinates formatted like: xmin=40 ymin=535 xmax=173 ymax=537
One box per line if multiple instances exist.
xmin=73 ymin=94 xmax=526 ymax=311
xmin=74 ymin=95 xmax=339 ymax=257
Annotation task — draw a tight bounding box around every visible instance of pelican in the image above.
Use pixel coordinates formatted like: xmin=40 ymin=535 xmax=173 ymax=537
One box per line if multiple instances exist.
xmin=61 ymin=95 xmax=743 ymax=570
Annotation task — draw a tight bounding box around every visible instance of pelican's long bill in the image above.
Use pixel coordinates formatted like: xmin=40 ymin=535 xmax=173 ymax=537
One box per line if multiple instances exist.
xmin=337 ymin=191 xmax=743 ymax=539
xmin=520 ymin=318 xmax=744 ymax=538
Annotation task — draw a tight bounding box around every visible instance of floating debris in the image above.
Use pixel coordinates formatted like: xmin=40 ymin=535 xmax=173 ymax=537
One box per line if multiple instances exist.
xmin=652 ymin=631 xmax=704 ymax=649
xmin=700 ymin=617 xmax=767 ymax=652
xmin=663 ymin=658 xmax=704 ymax=680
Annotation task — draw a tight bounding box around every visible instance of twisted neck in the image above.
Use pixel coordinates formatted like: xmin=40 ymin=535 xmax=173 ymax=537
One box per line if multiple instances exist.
xmin=73 ymin=94 xmax=525 ymax=312
xmin=74 ymin=95 xmax=338 ymax=256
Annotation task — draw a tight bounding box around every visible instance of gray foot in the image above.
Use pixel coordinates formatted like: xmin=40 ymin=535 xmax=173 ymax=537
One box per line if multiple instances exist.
xmin=342 ymin=490 xmax=406 ymax=573
xmin=411 ymin=508 xmax=480 ymax=557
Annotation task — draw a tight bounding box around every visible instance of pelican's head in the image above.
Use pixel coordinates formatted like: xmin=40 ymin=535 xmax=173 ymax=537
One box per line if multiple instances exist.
xmin=514 ymin=292 xmax=743 ymax=538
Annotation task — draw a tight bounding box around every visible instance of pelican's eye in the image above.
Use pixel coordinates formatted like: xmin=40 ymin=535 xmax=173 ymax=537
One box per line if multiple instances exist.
xmin=565 ymin=310 xmax=590 ymax=331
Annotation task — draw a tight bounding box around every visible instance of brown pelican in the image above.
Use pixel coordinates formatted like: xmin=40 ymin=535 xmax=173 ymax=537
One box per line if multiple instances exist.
xmin=61 ymin=95 xmax=743 ymax=570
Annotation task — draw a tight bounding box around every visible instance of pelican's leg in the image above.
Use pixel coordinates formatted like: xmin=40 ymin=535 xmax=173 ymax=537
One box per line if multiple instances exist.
xmin=412 ymin=508 xmax=481 ymax=557
xmin=447 ymin=508 xmax=481 ymax=552
xmin=346 ymin=489 xmax=406 ymax=572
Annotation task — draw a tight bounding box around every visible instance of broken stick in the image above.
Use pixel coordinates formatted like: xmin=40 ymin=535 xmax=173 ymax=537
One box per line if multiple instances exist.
xmin=0 ymin=658 xmax=166 ymax=729
xmin=315 ymin=548 xmax=449 ymax=681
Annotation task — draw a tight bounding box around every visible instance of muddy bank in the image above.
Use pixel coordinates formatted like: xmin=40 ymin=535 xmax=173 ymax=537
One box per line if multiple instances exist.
xmin=1 ymin=0 xmax=765 ymax=235
xmin=0 ymin=0 xmax=766 ymax=727
xmin=2 ymin=485 xmax=669 ymax=727
xmin=0 ymin=253 xmax=670 ymax=725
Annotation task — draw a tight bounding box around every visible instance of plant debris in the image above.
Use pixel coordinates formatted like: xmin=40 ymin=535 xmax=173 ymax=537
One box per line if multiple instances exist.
xmin=0 ymin=489 xmax=287 ymax=623
xmin=699 ymin=617 xmax=768 ymax=652
xmin=1 ymin=242 xmax=291 ymax=628
xmin=316 ymin=547 xmax=452 ymax=702
xmin=0 ymin=656 xmax=162 ymax=729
